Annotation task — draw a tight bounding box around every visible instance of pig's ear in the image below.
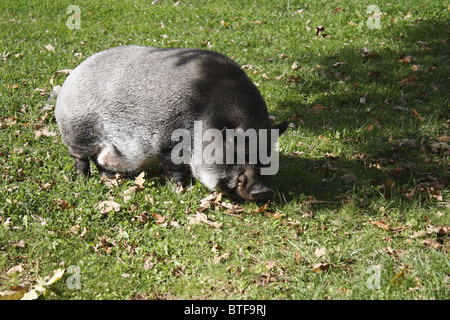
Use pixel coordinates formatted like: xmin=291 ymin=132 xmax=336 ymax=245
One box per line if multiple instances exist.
xmin=273 ymin=121 xmax=288 ymax=135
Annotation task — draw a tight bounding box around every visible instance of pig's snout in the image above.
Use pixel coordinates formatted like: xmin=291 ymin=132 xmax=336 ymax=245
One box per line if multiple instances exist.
xmin=249 ymin=184 xmax=275 ymax=200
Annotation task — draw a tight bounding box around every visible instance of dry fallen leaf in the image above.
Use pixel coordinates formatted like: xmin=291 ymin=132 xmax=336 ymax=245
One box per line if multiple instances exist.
xmin=294 ymin=253 xmax=301 ymax=265
xmin=198 ymin=193 xmax=222 ymax=212
xmin=211 ymin=243 xmax=223 ymax=253
xmin=34 ymin=126 xmax=56 ymax=139
xmin=314 ymin=247 xmax=327 ymax=258
xmin=412 ymin=109 xmax=424 ymax=121
xmin=265 ymin=261 xmax=277 ymax=270
xmin=420 ymin=239 xmax=442 ymax=250
xmin=56 ymin=69 xmax=73 ymax=75
xmin=6 ymin=264 xmax=23 ymax=274
xmin=152 ymin=212 xmax=166 ymax=225
xmin=371 ymin=220 xmax=390 ymax=230
xmin=45 ymin=44 xmax=55 ymax=52
xmin=213 ymin=252 xmax=230 ymax=264
xmin=188 ymin=212 xmax=222 ymax=228
xmin=291 ymin=61 xmax=300 ymax=70
xmin=97 ymin=200 xmax=122 ymax=214
xmin=400 ymin=74 xmax=418 ymax=84
xmin=398 ymin=55 xmax=413 ymax=64
xmin=253 ymin=202 xmax=270 ymax=214
xmin=134 ymin=172 xmax=145 ymax=189
xmin=313 ymin=263 xmax=332 ymax=273
xmin=332 ymin=61 xmax=347 ymax=67
xmin=390 ymin=269 xmax=406 ymax=284
xmin=131 ymin=211 xmax=149 ymax=224
xmin=430 ymin=141 xmax=450 ymax=152
xmin=69 ymin=225 xmax=80 ymax=234
xmin=264 ymin=211 xmax=286 ymax=219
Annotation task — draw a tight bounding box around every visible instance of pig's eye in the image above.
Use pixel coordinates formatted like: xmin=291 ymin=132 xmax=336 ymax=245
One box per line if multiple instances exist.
xmin=237 ymin=173 xmax=247 ymax=189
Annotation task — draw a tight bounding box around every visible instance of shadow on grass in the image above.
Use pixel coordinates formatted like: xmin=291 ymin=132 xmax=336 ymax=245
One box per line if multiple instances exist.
xmin=273 ymin=18 xmax=449 ymax=205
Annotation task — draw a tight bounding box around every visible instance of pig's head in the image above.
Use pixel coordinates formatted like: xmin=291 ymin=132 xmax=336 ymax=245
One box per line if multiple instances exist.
xmin=216 ymin=163 xmax=274 ymax=201
xmin=213 ymin=121 xmax=288 ymax=201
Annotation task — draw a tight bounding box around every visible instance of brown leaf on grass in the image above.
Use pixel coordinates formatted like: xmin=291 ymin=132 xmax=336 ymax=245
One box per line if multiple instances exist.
xmin=287 ymin=112 xmax=303 ymax=123
xmin=123 ymin=186 xmax=138 ymax=202
xmin=264 ymin=211 xmax=286 ymax=219
xmin=437 ymin=136 xmax=450 ymax=143
xmin=430 ymin=141 xmax=450 ymax=152
xmin=45 ymin=44 xmax=55 ymax=52
xmin=134 ymin=172 xmax=145 ymax=189
xmin=291 ymin=61 xmax=300 ymax=70
xmin=313 ymin=263 xmax=332 ymax=273
xmin=420 ymin=239 xmax=443 ymax=250
xmin=287 ymin=151 xmax=305 ymax=158
xmin=253 ymin=202 xmax=270 ymax=214
xmin=69 ymin=225 xmax=80 ymax=234
xmin=97 ymin=200 xmax=121 ymax=214
xmin=188 ymin=212 xmax=222 ymax=229
xmin=220 ymin=201 xmax=245 ymax=215
xmin=390 ymin=268 xmax=406 ymax=284
xmin=385 ymin=246 xmax=402 ymax=258
xmin=397 ymin=55 xmax=413 ymax=64
xmin=398 ymin=139 xmax=416 ymax=147
xmin=52 ymin=198 xmax=72 ymax=210
xmin=212 ymin=252 xmax=230 ymax=264
xmin=171 ymin=265 xmax=185 ymax=277
xmin=412 ymin=225 xmax=449 ymax=239
xmin=400 ymin=74 xmax=418 ymax=84
xmin=315 ymin=247 xmax=327 ymax=258
xmin=411 ymin=65 xmax=420 ymax=72
xmin=80 ymin=227 xmax=88 ymax=239
xmin=371 ymin=220 xmax=390 ymax=230
xmin=265 ymin=260 xmax=277 ymax=270
xmin=211 ymin=243 xmax=223 ymax=253
xmin=34 ymin=126 xmax=56 ymax=139
xmin=332 ymin=7 xmax=343 ymax=14
xmin=152 ymin=212 xmax=166 ymax=225
xmin=56 ymin=69 xmax=73 ymax=75
xmin=359 ymin=48 xmax=379 ymax=59
xmin=412 ymin=109 xmax=424 ymax=121
xmin=279 ymin=53 xmax=292 ymax=59
xmin=332 ymin=61 xmax=347 ymax=67
xmin=294 ymin=253 xmax=301 ymax=265
xmin=287 ymin=75 xmax=300 ymax=83
xmin=38 ymin=180 xmax=56 ymax=190
xmin=198 ymin=193 xmax=222 ymax=212
xmin=6 ymin=264 xmax=23 ymax=274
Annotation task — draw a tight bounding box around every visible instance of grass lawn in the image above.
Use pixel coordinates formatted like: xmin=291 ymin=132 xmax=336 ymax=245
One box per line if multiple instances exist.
xmin=1 ymin=0 xmax=449 ymax=300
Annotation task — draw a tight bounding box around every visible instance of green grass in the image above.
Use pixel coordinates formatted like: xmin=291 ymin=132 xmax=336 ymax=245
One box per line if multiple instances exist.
xmin=1 ymin=0 xmax=449 ymax=300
